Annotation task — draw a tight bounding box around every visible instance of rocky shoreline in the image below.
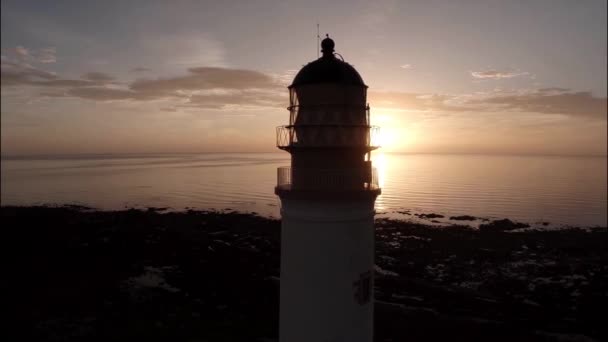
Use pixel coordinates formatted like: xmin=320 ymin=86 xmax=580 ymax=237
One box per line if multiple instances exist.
xmin=3 ymin=205 xmax=607 ymax=341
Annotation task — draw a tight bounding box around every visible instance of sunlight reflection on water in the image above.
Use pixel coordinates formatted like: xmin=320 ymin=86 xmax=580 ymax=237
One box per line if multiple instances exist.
xmin=1 ymin=153 xmax=606 ymax=227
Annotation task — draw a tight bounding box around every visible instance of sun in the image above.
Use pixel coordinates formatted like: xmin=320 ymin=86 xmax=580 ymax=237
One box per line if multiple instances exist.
xmin=371 ymin=111 xmax=404 ymax=151
xmin=376 ymin=128 xmax=400 ymax=150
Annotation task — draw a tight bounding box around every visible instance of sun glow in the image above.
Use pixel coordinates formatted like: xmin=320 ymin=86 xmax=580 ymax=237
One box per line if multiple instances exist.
xmin=372 ymin=111 xmax=408 ymax=151
xmin=371 ymin=151 xmax=388 ymax=211
xmin=376 ymin=127 xmax=400 ymax=150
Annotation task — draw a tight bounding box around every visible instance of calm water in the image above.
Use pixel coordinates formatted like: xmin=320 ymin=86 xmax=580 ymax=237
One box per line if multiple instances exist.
xmin=1 ymin=153 xmax=606 ymax=227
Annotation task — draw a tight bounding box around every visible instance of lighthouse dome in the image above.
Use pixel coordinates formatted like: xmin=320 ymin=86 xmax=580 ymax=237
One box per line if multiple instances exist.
xmin=290 ymin=37 xmax=366 ymax=88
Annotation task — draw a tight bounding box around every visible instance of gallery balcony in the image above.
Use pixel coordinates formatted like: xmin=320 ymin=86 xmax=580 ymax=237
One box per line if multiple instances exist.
xmin=275 ymin=166 xmax=381 ymax=199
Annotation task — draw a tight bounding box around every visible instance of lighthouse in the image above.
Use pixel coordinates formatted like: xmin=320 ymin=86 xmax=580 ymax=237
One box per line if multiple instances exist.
xmin=275 ymin=36 xmax=381 ymax=342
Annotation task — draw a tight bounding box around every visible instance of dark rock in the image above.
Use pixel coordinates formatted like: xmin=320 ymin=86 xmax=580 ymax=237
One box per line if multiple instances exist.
xmin=449 ymin=215 xmax=477 ymax=221
xmin=146 ymin=207 xmax=169 ymax=212
xmin=479 ymin=218 xmax=530 ymax=231
xmin=416 ymin=213 xmax=445 ymax=219
xmin=63 ymin=204 xmax=93 ymax=210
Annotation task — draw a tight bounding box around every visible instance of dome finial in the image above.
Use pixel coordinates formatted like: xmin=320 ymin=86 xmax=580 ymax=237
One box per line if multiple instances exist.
xmin=321 ymin=34 xmax=335 ymax=58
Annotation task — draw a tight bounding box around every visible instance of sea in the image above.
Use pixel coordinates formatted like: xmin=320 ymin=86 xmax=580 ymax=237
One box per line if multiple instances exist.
xmin=1 ymin=153 xmax=606 ymax=228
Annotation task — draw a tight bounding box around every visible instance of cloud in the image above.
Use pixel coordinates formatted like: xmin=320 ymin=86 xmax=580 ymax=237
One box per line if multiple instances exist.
xmin=275 ymin=69 xmax=299 ymax=86
xmin=1 ymin=58 xmax=104 ymax=88
xmin=538 ymin=87 xmax=570 ymax=93
xmin=81 ymin=72 xmax=114 ymax=82
xmin=1 ymin=59 xmax=114 ymax=92
xmin=2 ymin=65 xmax=285 ymax=108
xmin=369 ymin=88 xmax=607 ymax=120
xmin=400 ymin=64 xmax=412 ymax=69
xmin=468 ymin=90 xmax=607 ymax=120
xmin=369 ymin=91 xmax=466 ymax=113
xmin=66 ymin=87 xmax=138 ymax=101
xmin=0 ymin=59 xmax=57 ymax=85
xmin=37 ymin=47 xmax=57 ymax=63
xmin=2 ymin=62 xmax=604 ymax=119
xmin=131 ymin=67 xmax=151 ymax=72
xmin=36 ymin=79 xmax=95 ymax=87
xmin=14 ymin=46 xmax=29 ymax=58
xmin=471 ymin=69 xmax=529 ymax=79
xmin=130 ymin=67 xmax=278 ymax=94
xmin=5 ymin=46 xmax=57 ymax=63
xmin=184 ymin=89 xmax=285 ymax=109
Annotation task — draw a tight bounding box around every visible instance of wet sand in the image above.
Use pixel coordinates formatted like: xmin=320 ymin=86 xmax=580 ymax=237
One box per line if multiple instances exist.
xmin=3 ymin=205 xmax=606 ymax=341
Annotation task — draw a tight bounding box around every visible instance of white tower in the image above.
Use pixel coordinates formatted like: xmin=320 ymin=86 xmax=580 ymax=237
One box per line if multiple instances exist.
xmin=275 ymin=36 xmax=381 ymax=342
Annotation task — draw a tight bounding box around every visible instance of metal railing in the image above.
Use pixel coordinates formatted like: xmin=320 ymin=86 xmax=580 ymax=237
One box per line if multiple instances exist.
xmin=276 ymin=166 xmax=380 ymax=191
xmin=276 ymin=125 xmax=380 ymax=149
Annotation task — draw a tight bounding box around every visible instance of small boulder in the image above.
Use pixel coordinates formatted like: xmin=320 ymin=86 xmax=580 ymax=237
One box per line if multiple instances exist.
xmin=479 ymin=218 xmax=530 ymax=231
xmin=449 ymin=215 xmax=477 ymax=221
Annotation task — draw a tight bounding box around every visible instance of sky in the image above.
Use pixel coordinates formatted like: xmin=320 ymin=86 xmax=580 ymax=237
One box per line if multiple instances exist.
xmin=1 ymin=0 xmax=606 ymax=156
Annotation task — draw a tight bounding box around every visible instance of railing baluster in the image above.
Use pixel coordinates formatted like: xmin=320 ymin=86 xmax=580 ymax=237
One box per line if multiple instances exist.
xmin=276 ymin=166 xmax=379 ymax=191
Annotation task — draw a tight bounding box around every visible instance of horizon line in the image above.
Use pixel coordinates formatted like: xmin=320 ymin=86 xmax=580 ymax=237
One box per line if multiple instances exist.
xmin=2 ymin=151 xmax=607 ymax=160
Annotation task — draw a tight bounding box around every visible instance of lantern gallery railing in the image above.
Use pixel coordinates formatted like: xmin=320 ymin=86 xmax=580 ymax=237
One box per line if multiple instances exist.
xmin=276 ymin=166 xmax=380 ymax=191
xmin=276 ymin=125 xmax=380 ymax=149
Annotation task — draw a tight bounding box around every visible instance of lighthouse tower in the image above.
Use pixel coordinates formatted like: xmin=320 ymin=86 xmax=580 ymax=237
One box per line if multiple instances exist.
xmin=275 ymin=36 xmax=381 ymax=342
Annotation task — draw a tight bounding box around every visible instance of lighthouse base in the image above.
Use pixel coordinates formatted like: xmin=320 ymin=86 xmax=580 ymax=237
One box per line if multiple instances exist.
xmin=279 ymin=198 xmax=376 ymax=342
